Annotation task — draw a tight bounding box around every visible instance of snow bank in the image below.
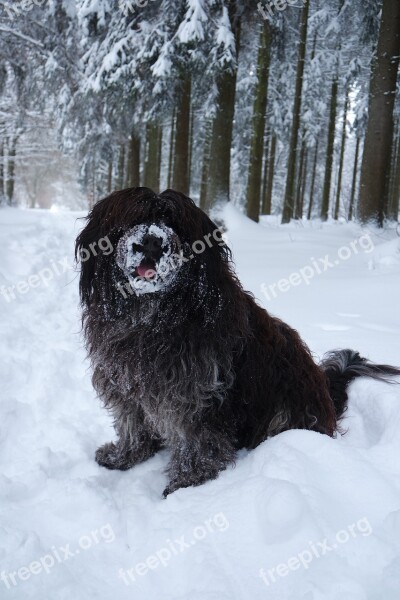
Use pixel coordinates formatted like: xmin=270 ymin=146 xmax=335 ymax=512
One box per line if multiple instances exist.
xmin=0 ymin=206 xmax=399 ymax=599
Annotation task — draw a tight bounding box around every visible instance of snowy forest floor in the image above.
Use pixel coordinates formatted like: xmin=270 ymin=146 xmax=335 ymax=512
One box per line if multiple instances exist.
xmin=1 ymin=205 xmax=400 ymax=600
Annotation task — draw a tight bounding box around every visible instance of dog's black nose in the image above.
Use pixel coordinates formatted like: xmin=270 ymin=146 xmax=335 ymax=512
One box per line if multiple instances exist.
xmin=142 ymin=234 xmax=163 ymax=261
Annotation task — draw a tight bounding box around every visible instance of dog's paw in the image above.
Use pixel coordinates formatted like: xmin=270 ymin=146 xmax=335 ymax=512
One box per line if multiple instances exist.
xmin=162 ymin=470 xmax=219 ymax=498
xmin=163 ymin=483 xmax=183 ymax=498
xmin=162 ymin=481 xmax=185 ymax=498
xmin=95 ymin=442 xmax=133 ymax=471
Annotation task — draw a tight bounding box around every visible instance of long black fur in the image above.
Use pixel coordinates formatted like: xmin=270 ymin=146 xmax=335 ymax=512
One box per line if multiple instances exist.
xmin=75 ymin=187 xmax=400 ymax=496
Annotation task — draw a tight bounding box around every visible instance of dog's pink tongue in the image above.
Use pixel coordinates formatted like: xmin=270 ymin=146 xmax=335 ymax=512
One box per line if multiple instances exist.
xmin=137 ymin=262 xmax=156 ymax=278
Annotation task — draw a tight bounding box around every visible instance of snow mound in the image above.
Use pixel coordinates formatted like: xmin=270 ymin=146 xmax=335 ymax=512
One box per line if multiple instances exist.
xmin=0 ymin=206 xmax=399 ymax=599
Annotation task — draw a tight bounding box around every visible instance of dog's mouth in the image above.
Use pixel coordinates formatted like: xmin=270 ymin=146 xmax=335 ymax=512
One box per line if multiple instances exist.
xmin=134 ymin=259 xmax=157 ymax=279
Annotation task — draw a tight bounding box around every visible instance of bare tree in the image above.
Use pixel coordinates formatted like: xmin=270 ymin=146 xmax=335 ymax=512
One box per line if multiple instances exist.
xmin=281 ymin=0 xmax=310 ymax=224
xmin=359 ymin=0 xmax=400 ymax=225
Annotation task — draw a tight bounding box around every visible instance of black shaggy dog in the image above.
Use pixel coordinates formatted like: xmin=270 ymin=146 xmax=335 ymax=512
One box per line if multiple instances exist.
xmin=76 ymin=187 xmax=400 ymax=497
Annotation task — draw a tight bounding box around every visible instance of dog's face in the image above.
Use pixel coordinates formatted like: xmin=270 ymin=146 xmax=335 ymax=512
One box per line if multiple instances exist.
xmin=76 ymin=187 xmax=230 ymax=311
xmin=116 ymin=222 xmax=182 ymax=295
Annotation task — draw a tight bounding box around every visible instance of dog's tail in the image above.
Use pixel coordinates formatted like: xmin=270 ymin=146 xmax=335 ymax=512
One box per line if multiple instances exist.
xmin=320 ymin=349 xmax=400 ymax=420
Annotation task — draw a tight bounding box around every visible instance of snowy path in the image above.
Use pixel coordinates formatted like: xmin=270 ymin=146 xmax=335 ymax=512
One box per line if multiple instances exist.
xmin=1 ymin=206 xmax=400 ymax=600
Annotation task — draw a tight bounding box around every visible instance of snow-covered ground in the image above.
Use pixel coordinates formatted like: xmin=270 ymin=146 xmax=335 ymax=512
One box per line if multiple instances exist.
xmin=1 ymin=205 xmax=400 ymax=600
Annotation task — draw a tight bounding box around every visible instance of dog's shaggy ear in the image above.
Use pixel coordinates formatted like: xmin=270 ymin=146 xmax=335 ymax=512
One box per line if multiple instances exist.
xmin=75 ymin=191 xmax=122 ymax=308
xmin=75 ymin=207 xmax=102 ymax=308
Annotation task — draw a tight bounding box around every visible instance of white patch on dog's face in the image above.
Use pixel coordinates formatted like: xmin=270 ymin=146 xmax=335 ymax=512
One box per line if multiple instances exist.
xmin=116 ymin=223 xmax=182 ymax=295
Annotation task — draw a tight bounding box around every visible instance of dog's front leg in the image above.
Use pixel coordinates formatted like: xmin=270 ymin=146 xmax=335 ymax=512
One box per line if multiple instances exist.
xmin=95 ymin=406 xmax=162 ymax=471
xmin=92 ymin=366 xmax=162 ymax=471
xmin=163 ymin=427 xmax=236 ymax=497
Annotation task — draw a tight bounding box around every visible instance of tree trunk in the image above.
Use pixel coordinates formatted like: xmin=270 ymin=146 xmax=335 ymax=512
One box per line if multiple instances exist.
xmin=359 ymin=0 xmax=400 ymax=225
xmin=260 ymin=130 xmax=270 ymax=210
xmin=281 ymin=0 xmax=310 ymax=224
xmin=127 ymin=133 xmax=140 ymax=188
xmin=246 ymin=22 xmax=271 ymax=222
xmin=143 ymin=123 xmax=162 ymax=192
xmin=262 ymin=134 xmax=276 ymax=215
xmin=348 ymin=136 xmax=361 ymax=221
xmin=204 ymin=5 xmax=240 ymax=214
xmin=107 ymin=158 xmax=113 ymax=193
xmin=387 ymin=119 xmax=399 ymax=213
xmin=172 ymin=75 xmax=191 ymax=195
xmin=334 ymin=89 xmax=349 ymax=220
xmin=294 ymin=140 xmax=306 ymax=219
xmin=387 ymin=127 xmax=400 ymax=220
xmin=116 ymin=144 xmax=125 ymax=190
xmin=6 ymin=136 xmax=18 ymax=206
xmin=92 ymin=157 xmax=97 ymax=208
xmin=167 ymin=108 xmax=176 ymax=189
xmin=320 ymin=75 xmax=338 ymax=221
xmin=188 ymin=100 xmax=195 ymax=195
xmin=200 ymin=120 xmax=212 ymax=211
xmin=298 ymin=146 xmax=308 ymax=219
xmin=0 ymin=140 xmax=4 ymax=200
xmin=307 ymin=138 xmax=319 ymax=220
xmin=158 ymin=126 xmax=163 ymax=188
